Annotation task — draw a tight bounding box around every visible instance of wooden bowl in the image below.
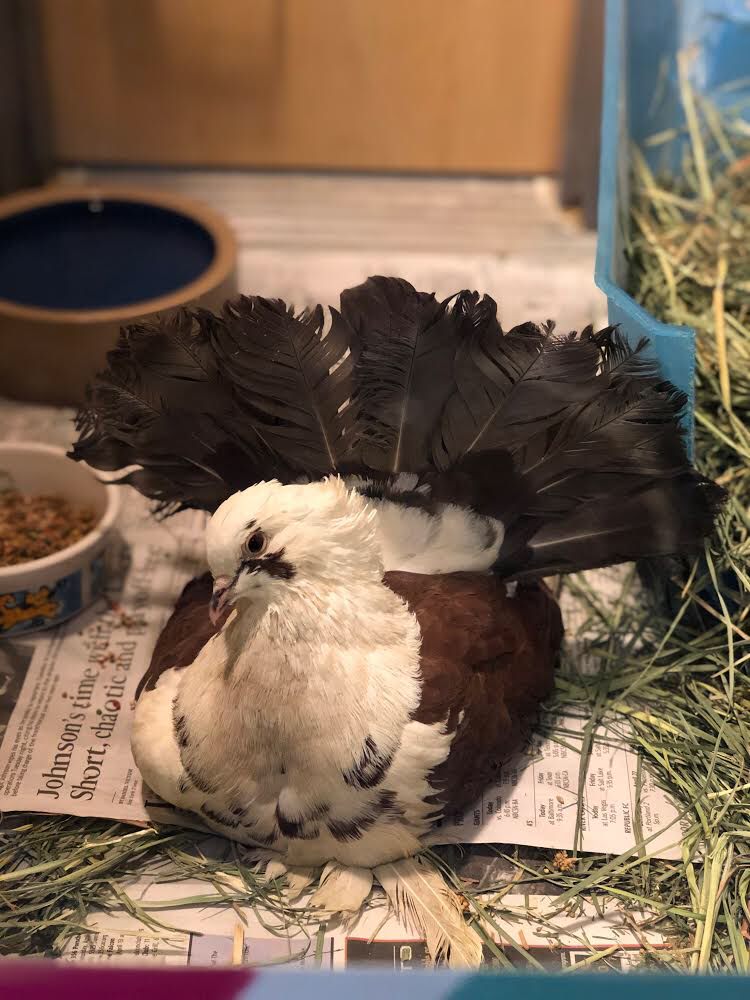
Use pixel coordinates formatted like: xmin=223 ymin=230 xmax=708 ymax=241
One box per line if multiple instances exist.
xmin=0 ymin=185 xmax=237 ymax=405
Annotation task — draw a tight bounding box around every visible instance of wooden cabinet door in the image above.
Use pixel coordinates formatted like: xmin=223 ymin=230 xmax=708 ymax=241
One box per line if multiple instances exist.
xmin=40 ymin=0 xmax=576 ymax=173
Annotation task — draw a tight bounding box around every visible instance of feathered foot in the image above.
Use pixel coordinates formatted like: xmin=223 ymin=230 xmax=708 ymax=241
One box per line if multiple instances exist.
xmin=309 ymin=862 xmax=374 ymax=913
xmin=264 ymin=859 xmax=317 ymax=901
xmin=258 ymin=855 xmax=482 ymax=967
xmin=261 ymin=858 xmax=373 ymax=914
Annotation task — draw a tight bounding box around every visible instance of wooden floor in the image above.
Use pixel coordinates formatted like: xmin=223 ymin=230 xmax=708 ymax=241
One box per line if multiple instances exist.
xmin=57 ymin=168 xmax=607 ymax=333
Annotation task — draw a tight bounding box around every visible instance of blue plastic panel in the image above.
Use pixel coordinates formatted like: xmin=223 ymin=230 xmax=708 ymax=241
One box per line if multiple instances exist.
xmin=595 ymin=0 xmax=750 ymax=454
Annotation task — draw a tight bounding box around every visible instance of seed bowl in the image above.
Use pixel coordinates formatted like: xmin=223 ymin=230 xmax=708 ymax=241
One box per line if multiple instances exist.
xmin=0 ymin=443 xmax=120 ymax=637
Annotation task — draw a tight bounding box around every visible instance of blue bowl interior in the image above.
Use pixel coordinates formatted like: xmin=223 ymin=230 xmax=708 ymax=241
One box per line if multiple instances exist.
xmin=596 ymin=0 xmax=750 ymax=455
xmin=0 ymin=198 xmax=216 ymax=311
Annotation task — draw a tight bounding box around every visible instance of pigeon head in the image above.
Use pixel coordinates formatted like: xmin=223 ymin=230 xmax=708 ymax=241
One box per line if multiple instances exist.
xmin=205 ymin=477 xmax=381 ymax=623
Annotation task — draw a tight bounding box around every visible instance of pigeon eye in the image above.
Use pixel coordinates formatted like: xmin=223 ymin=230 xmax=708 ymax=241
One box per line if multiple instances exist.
xmin=243 ymin=530 xmax=267 ymax=557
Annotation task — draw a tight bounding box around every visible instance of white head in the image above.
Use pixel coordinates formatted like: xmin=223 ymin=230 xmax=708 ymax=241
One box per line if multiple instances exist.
xmin=205 ymin=477 xmax=380 ymax=623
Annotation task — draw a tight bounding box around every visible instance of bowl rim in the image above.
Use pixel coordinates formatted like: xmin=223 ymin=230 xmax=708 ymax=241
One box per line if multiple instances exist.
xmin=0 ymin=184 xmax=237 ymax=324
xmin=0 ymin=442 xmax=121 ymax=579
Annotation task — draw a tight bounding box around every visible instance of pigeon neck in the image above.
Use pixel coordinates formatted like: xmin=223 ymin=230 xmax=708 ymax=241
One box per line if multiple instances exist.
xmin=227 ymin=574 xmax=404 ymax=662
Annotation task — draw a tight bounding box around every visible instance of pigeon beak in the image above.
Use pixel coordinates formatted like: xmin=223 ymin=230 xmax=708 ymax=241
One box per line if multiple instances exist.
xmin=210 ymin=576 xmax=234 ymax=626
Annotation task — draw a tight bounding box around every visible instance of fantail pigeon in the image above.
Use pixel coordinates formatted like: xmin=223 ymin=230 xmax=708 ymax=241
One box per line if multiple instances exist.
xmin=71 ymin=277 xmax=723 ymax=872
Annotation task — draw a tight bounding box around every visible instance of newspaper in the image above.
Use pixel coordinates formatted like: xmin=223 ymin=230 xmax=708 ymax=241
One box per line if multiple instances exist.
xmin=434 ymin=714 xmax=686 ymax=860
xmin=0 ymin=495 xmax=207 ymax=828
xmin=60 ymin=877 xmax=664 ymax=971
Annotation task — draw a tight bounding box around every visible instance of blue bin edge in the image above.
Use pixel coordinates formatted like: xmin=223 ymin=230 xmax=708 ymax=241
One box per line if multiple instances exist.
xmin=594 ymin=0 xmax=696 ymax=457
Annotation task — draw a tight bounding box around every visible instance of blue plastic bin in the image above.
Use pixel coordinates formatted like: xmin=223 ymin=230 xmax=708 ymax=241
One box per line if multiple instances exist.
xmin=595 ymin=0 xmax=750 ymax=453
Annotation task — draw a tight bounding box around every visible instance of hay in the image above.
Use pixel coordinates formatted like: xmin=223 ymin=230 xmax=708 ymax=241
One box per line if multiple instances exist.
xmin=0 ymin=815 xmax=323 ymax=957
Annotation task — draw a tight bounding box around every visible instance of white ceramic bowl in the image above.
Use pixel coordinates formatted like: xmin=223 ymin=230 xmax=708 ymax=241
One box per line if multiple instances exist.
xmin=0 ymin=442 xmax=120 ymax=637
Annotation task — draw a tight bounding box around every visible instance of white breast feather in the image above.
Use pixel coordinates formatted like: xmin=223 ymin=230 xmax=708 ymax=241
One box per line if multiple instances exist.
xmin=132 ymin=575 xmax=454 ymax=867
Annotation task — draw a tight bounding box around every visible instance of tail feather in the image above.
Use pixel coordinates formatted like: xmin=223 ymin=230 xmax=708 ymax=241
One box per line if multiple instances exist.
xmin=71 ymin=278 xmax=723 ymax=574
xmin=344 ymin=276 xmax=490 ymax=473
xmin=491 ymin=333 xmax=724 ymax=578
xmin=374 ymin=856 xmax=482 ymax=968
xmin=432 ymin=320 xmax=608 ymax=470
xmin=497 ymin=476 xmax=724 ymax=580
xmin=214 ymin=296 xmax=356 ymax=473
xmin=71 ymin=309 xmax=285 ymax=513
xmin=71 ymin=296 xmax=356 ymax=511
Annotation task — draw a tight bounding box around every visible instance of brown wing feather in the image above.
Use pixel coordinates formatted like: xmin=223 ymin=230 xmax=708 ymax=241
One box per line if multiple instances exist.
xmin=384 ymin=571 xmax=563 ymax=815
xmin=135 ymin=573 xmax=224 ymax=700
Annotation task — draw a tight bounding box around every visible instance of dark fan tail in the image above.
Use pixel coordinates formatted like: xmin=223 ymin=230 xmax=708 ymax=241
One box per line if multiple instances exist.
xmin=431 ymin=319 xmax=608 ymax=469
xmin=213 ymin=296 xmax=356 ymax=472
xmin=72 ymin=279 xmax=724 ymax=575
